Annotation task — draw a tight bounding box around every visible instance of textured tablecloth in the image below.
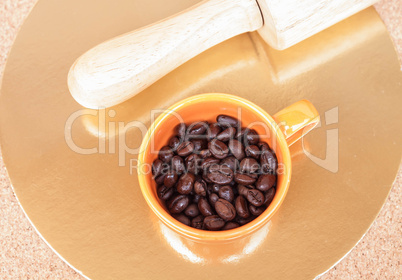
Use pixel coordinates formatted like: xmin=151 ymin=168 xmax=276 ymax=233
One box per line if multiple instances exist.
xmin=0 ymin=0 xmax=401 ymax=279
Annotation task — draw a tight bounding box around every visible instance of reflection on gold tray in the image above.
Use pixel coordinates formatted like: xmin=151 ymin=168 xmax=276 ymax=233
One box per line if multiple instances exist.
xmin=0 ymin=0 xmax=401 ymax=279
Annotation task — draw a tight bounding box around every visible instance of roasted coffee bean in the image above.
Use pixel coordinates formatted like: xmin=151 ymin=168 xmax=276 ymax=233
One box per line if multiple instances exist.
xmin=256 ymin=174 xmax=276 ymax=192
xmin=194 ymin=179 xmax=207 ymax=196
xmin=248 ymin=204 xmax=267 ymax=217
xmin=201 ymin=157 xmax=220 ymax=170
xmin=177 ymin=173 xmax=195 ymax=194
xmin=237 ymin=215 xmax=256 ymax=226
xmin=245 ymin=145 xmax=260 ymax=159
xmin=207 ymin=123 xmax=221 ymax=140
xmin=207 ymin=165 xmax=234 ymax=185
xmin=173 ymin=214 xmax=191 ymax=226
xmin=217 ymin=115 xmax=239 ymax=127
xmin=191 ymin=215 xmax=204 ymax=229
xmin=235 ymin=127 xmax=247 ymax=140
xmin=185 ymin=154 xmax=201 ymax=174
xmin=222 ymin=222 xmax=240 ymax=230
xmin=249 ymin=204 xmax=266 ymax=216
xmin=171 ymin=155 xmax=185 ymax=174
xmin=264 ymin=188 xmax=276 ymax=205
xmin=209 ymin=162 xmax=232 ymax=174
xmin=248 ymin=172 xmax=258 ymax=179
xmin=164 ymin=171 xmax=178 ymax=188
xmin=184 ymin=204 xmax=200 ymax=218
xmin=175 ymin=123 xmax=186 ymax=140
xmin=209 ymin=193 xmax=219 ymax=206
xmin=211 ymin=184 xmax=221 ymax=193
xmin=191 ymin=139 xmax=207 ymax=153
xmin=177 ymin=141 xmax=194 ymax=157
xmin=240 ymin=158 xmax=259 ymax=173
xmin=157 ymin=185 xmax=174 ymax=201
xmin=246 ymin=189 xmax=265 ymax=207
xmin=159 ymin=146 xmax=174 ymax=162
xmin=260 ymin=150 xmax=278 ymax=174
xmin=187 ymin=121 xmax=208 ymax=136
xmin=218 ymin=185 xmax=234 ymax=202
xmin=221 ymin=156 xmax=238 ymax=171
xmin=209 ymin=139 xmax=229 ymax=159
xmin=152 ymin=159 xmax=163 ymax=177
xmin=204 ymin=215 xmax=225 ymax=230
xmin=234 ymin=173 xmax=256 ymax=185
xmin=199 ymin=149 xmax=212 ymax=158
xmin=169 ymin=136 xmax=181 ymax=151
xmin=198 ymin=197 xmax=214 ymax=216
xmin=258 ymin=142 xmax=269 ymax=152
xmin=244 ymin=129 xmax=259 ymax=145
xmin=215 ymin=199 xmax=236 ymax=221
xmin=237 ymin=184 xmax=250 ymax=197
xmin=168 ymin=194 xmax=190 ymax=214
xmin=202 ymin=172 xmax=213 ymax=183
xmin=216 ymin=127 xmax=236 ymax=142
xmin=228 ymin=139 xmax=245 ymax=160
xmin=235 ymin=196 xmax=250 ymax=218
xmin=155 ymin=174 xmax=166 ymax=185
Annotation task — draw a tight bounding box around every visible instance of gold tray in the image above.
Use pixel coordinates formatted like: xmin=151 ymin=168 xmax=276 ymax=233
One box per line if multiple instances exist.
xmin=1 ymin=0 xmax=401 ymax=279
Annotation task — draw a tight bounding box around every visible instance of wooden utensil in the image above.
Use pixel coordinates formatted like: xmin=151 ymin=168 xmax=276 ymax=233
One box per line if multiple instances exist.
xmin=68 ymin=0 xmax=377 ymax=108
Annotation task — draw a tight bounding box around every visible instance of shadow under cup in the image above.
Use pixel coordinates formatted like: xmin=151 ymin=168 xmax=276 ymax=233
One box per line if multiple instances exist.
xmin=138 ymin=93 xmax=292 ymax=242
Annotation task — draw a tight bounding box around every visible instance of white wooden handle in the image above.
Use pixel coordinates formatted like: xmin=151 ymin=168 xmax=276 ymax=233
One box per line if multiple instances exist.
xmin=257 ymin=0 xmax=379 ymax=50
xmin=68 ymin=0 xmax=262 ymax=108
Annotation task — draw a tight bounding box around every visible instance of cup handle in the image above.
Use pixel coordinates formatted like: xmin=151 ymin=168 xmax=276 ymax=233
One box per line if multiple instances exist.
xmin=273 ymin=100 xmax=320 ymax=147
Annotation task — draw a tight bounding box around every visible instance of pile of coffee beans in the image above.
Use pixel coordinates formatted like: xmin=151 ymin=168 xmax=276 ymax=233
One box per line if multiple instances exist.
xmin=152 ymin=115 xmax=277 ymax=231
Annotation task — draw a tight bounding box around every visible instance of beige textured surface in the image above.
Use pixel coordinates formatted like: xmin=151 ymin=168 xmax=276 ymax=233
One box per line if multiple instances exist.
xmin=0 ymin=0 xmax=401 ymax=279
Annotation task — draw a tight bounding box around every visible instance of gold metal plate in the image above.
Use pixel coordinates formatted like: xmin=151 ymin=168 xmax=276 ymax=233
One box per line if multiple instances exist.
xmin=0 ymin=0 xmax=401 ymax=279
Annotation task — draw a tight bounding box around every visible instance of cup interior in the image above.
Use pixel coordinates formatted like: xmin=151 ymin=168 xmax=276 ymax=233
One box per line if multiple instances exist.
xmin=138 ymin=93 xmax=291 ymax=241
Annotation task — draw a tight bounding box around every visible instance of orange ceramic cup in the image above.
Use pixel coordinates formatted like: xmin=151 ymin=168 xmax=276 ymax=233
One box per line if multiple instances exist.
xmin=138 ymin=93 xmax=319 ymax=241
